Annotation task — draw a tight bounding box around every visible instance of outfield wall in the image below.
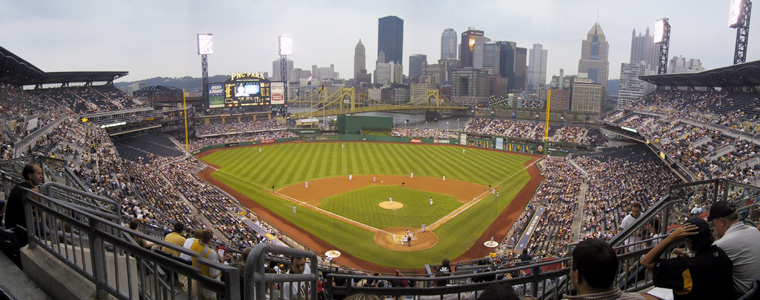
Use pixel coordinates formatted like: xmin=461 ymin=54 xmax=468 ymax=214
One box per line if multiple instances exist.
xmin=191 ymin=133 xmax=584 ymax=156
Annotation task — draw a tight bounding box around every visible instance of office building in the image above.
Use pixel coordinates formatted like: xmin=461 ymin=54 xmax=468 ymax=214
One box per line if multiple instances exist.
xmin=441 ymin=28 xmax=458 ymax=60
xmin=495 ymin=41 xmax=518 ymax=90
xmin=571 ymin=77 xmax=603 ymax=113
xmin=668 ymin=56 xmax=705 ymax=74
xmin=482 ymin=43 xmax=501 ymax=75
xmin=378 ymin=16 xmax=404 ymax=65
xmin=527 ymin=43 xmax=548 ymax=92
xmin=630 ymin=28 xmax=660 ymax=72
xmin=437 ymin=58 xmax=460 ymax=86
xmin=451 ymin=68 xmax=490 ymax=106
xmin=272 ymin=59 xmax=294 ymax=82
xmin=354 ymin=39 xmax=365 ymax=79
xmin=459 ymin=29 xmax=486 ymax=68
xmin=514 ymin=47 xmax=527 ymax=91
xmin=617 ymin=62 xmax=652 ymax=108
xmin=409 ymin=54 xmax=427 ymax=81
xmin=577 ymin=23 xmax=610 ymax=93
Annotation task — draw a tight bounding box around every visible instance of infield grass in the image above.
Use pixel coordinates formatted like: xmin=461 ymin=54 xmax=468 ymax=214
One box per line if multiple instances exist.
xmin=202 ymin=142 xmax=533 ymax=268
xmin=320 ymin=186 xmax=461 ymax=229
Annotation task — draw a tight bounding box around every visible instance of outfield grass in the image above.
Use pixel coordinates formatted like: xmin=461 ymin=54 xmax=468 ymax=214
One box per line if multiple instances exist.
xmin=320 ymin=186 xmax=462 ymax=229
xmin=202 ymin=142 xmax=533 ymax=268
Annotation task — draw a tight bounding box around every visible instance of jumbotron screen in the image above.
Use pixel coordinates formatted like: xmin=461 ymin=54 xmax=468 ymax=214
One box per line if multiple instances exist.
xmin=223 ymin=78 xmax=271 ymax=107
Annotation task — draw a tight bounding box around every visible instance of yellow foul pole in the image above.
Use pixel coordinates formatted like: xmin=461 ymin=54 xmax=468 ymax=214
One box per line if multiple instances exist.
xmin=544 ymin=90 xmax=551 ymax=156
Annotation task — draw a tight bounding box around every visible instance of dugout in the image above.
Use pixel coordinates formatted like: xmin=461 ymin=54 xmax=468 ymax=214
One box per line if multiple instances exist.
xmin=336 ymin=115 xmax=393 ymax=134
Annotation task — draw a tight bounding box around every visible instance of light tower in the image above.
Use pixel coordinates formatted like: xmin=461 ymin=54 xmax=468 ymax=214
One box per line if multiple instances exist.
xmin=729 ymin=0 xmax=752 ymax=64
xmin=197 ymin=34 xmax=213 ymax=107
xmin=653 ymin=19 xmax=670 ymax=74
xmin=278 ymin=36 xmax=292 ymax=115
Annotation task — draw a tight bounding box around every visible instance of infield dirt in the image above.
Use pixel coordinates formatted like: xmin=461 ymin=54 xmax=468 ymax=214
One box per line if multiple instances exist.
xmin=197 ymin=143 xmax=543 ymax=272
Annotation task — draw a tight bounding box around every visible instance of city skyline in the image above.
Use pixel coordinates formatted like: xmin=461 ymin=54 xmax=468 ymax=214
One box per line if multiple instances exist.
xmin=0 ymin=0 xmax=756 ymax=84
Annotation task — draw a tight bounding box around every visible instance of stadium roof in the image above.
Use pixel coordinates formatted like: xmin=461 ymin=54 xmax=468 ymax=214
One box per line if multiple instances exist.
xmin=640 ymin=60 xmax=760 ymax=90
xmin=0 ymin=45 xmax=127 ymax=87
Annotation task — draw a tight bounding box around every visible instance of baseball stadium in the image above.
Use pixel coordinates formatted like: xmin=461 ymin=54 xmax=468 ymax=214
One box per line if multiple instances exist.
xmin=3 ymin=3 xmax=760 ymax=300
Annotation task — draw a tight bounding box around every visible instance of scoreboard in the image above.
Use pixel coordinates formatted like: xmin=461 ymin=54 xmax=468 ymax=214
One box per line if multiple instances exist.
xmin=208 ymin=72 xmax=286 ymax=108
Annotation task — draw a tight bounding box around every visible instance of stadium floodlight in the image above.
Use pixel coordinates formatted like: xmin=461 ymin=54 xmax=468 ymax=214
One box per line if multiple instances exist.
xmin=197 ymin=33 xmax=213 ymax=55
xmin=279 ymin=36 xmax=293 ymax=56
xmin=729 ymin=0 xmax=746 ymax=28
xmin=654 ymin=19 xmax=667 ymax=44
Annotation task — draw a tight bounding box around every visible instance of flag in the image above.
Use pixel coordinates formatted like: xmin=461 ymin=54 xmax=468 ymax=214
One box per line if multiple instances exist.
xmin=307 ymin=74 xmax=312 ymax=85
xmin=319 ymin=85 xmax=324 ymax=94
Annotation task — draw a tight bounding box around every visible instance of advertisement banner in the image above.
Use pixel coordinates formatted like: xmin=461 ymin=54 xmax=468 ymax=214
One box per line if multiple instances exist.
xmin=208 ymin=84 xmax=225 ymax=108
xmin=270 ymin=82 xmax=285 ymax=105
xmin=411 ymin=139 xmax=422 ymax=143
xmin=496 ymin=137 xmax=504 ymax=150
xmin=261 ymin=139 xmax=276 ymax=144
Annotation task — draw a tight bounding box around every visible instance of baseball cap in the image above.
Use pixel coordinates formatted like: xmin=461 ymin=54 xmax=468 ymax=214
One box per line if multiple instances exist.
xmin=683 ymin=218 xmax=713 ymax=251
xmin=708 ymin=201 xmax=736 ymax=221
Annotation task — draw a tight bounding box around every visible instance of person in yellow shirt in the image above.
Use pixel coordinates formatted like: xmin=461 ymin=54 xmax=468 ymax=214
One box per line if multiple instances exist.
xmin=191 ymin=229 xmax=221 ymax=300
xmin=162 ymin=223 xmax=186 ymax=257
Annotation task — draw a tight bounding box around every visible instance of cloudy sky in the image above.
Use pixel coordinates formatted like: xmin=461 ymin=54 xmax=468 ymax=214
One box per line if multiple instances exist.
xmin=1 ymin=0 xmax=756 ymax=83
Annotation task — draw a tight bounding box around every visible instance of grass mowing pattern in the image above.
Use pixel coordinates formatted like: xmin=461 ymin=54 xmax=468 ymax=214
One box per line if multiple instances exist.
xmin=202 ymin=142 xmax=533 ymax=268
xmin=320 ymin=186 xmax=461 ymax=229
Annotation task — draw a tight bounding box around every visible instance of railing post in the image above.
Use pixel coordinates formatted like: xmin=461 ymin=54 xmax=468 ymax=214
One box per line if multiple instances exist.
xmin=88 ymin=219 xmax=108 ymax=299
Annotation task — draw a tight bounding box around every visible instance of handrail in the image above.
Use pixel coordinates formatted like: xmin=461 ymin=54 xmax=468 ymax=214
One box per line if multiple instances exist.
xmin=244 ymin=243 xmax=319 ymax=300
xmin=22 ymin=188 xmax=240 ymax=300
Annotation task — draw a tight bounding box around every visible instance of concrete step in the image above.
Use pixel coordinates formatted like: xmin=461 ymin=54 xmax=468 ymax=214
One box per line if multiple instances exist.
xmin=0 ymin=247 xmax=52 ymax=300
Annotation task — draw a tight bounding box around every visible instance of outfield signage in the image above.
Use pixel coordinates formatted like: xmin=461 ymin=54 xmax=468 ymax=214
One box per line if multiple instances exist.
xmin=411 ymin=139 xmax=422 ymax=143
xmin=225 ymin=142 xmax=239 ymax=147
xmin=496 ymin=137 xmax=504 ymax=150
xmin=261 ymin=139 xmax=275 ymax=144
xmin=434 ymin=139 xmax=450 ymax=144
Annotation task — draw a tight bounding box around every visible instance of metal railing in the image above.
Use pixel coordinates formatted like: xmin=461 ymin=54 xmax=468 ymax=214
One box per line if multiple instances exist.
xmin=11 ymin=163 xmax=759 ymax=300
xmin=22 ymin=189 xmax=240 ymax=300
xmin=244 ymin=244 xmax=319 ymax=300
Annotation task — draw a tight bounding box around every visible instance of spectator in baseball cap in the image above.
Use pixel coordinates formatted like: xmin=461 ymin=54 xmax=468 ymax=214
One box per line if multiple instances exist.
xmin=710 ymin=201 xmax=760 ymax=296
xmin=641 ymin=218 xmax=733 ymax=300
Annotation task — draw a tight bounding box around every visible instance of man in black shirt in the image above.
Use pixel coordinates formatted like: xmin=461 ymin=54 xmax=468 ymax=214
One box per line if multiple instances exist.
xmin=3 ymin=163 xmax=42 ymax=231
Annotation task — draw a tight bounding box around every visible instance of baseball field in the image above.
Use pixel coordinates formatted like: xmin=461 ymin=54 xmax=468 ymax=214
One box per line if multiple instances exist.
xmin=197 ymin=142 xmax=542 ymax=270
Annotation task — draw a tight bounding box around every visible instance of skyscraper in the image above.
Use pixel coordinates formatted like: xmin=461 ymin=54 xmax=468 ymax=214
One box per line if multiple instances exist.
xmin=460 ymin=29 xmax=486 ymax=68
xmin=515 ymin=47 xmax=527 ymax=91
xmin=578 ymin=23 xmax=610 ymax=92
xmin=354 ymin=39 xmax=365 ymax=80
xmin=527 ymin=43 xmax=548 ymax=92
xmin=441 ymin=28 xmax=457 ymax=60
xmin=409 ymin=54 xmax=427 ymax=80
xmin=495 ymin=41 xmax=516 ymax=90
xmin=482 ymin=43 xmax=500 ymax=75
xmin=630 ymin=28 xmax=660 ymax=72
xmin=378 ymin=16 xmax=404 ymax=65
xmin=617 ymin=62 xmax=650 ymax=108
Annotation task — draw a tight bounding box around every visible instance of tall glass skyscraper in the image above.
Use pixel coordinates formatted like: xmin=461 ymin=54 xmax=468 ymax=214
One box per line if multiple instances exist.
xmin=441 ymin=28 xmax=457 ymax=60
xmin=378 ymin=16 xmax=404 ymax=65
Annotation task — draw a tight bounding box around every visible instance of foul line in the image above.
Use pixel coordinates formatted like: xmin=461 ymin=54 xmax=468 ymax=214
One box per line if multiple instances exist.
xmin=423 ymin=158 xmax=542 ymax=233
xmin=206 ymin=165 xmax=394 ymax=236
xmin=208 ymin=158 xmax=541 ymax=239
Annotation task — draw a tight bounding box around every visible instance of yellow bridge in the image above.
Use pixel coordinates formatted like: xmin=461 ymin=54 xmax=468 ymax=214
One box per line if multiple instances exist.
xmin=287 ymin=87 xmax=467 ymax=120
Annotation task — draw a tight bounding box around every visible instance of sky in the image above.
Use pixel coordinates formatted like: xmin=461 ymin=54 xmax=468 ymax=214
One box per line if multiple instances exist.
xmin=1 ymin=0 xmax=757 ymax=83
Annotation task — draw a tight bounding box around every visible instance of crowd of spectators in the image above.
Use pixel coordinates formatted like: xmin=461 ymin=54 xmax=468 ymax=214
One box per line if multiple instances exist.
xmin=572 ymin=145 xmax=681 ymax=241
xmin=520 ymin=157 xmax=583 ymax=258
xmin=391 ymin=128 xmax=457 ymax=139
xmin=610 ymin=90 xmax=760 ymax=185
xmin=464 ymin=117 xmax=590 ymax=145
xmin=195 ymin=119 xmax=285 ymax=136
xmin=187 ymin=130 xmax=298 ymax=152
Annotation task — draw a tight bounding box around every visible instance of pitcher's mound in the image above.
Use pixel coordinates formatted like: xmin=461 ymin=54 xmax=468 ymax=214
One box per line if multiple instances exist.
xmin=374 ymin=227 xmax=438 ymax=251
xmin=379 ymin=201 xmax=404 ymax=210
